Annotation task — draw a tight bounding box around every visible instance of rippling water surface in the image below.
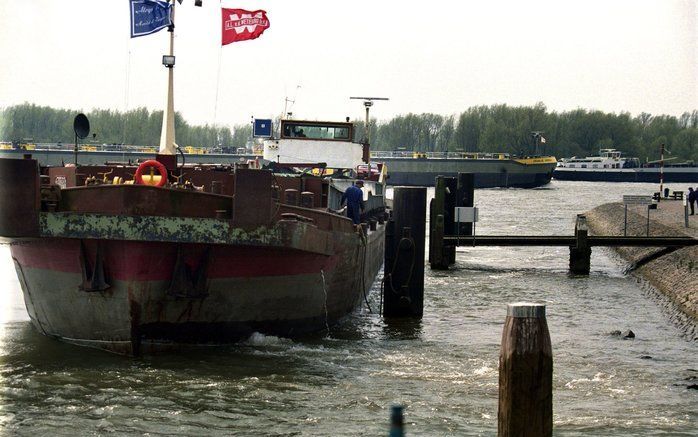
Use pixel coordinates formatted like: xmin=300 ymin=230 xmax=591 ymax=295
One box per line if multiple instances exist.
xmin=1 ymin=181 xmax=696 ymax=436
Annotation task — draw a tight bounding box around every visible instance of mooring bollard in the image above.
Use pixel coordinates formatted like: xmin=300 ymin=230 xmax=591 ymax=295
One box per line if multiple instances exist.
xmin=569 ymin=214 xmax=591 ymax=274
xmin=300 ymin=191 xmax=315 ymax=208
xmin=498 ymin=303 xmax=552 ymax=437
xmin=383 ymin=187 xmax=426 ymax=318
xmin=284 ymin=188 xmax=299 ymax=206
xmin=389 ymin=405 xmax=404 ymax=437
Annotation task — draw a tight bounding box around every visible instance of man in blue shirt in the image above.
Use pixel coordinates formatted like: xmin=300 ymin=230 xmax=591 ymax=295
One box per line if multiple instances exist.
xmin=341 ymin=180 xmax=365 ymax=225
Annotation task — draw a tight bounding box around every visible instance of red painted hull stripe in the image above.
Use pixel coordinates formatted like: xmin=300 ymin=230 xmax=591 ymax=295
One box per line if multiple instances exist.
xmin=11 ymin=239 xmax=341 ymax=281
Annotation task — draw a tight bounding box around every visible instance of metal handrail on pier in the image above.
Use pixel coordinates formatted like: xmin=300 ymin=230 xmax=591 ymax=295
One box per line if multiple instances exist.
xmin=443 ymin=235 xmax=698 ymax=247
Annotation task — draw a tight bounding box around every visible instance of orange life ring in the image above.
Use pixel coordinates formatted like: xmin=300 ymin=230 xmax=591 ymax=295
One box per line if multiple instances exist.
xmin=134 ymin=160 xmax=168 ymax=187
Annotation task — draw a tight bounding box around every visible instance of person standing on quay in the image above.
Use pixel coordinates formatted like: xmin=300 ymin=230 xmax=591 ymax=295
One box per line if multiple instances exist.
xmin=341 ymin=180 xmax=365 ymax=225
xmin=688 ymin=187 xmax=696 ymax=215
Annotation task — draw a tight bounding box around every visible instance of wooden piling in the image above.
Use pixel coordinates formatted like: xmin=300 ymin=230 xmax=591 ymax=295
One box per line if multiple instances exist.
xmin=383 ymin=187 xmax=426 ymax=318
xmin=443 ymin=177 xmax=458 ymax=264
xmin=498 ymin=303 xmax=553 ymax=437
xmin=429 ymin=176 xmax=449 ymax=270
xmin=430 ymin=214 xmax=446 ymax=268
xmin=569 ymin=214 xmax=591 ymax=274
xmin=389 ymin=405 xmax=405 ymax=437
xmin=457 ymin=173 xmax=474 ymax=236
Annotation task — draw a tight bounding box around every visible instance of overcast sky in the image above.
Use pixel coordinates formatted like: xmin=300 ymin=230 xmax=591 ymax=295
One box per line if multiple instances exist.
xmin=0 ymin=0 xmax=695 ymax=129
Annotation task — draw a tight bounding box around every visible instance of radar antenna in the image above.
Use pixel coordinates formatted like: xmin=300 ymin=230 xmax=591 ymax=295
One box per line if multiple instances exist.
xmin=350 ymin=97 xmax=389 ymax=146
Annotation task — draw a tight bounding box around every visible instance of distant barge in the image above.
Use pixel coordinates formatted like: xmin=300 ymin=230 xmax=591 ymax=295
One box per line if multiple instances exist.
xmin=372 ymin=152 xmax=557 ymax=188
xmin=554 ymin=149 xmax=698 ymax=183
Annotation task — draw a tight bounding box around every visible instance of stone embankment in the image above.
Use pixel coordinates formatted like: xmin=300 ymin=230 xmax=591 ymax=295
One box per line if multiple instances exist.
xmin=586 ymin=199 xmax=697 ymax=334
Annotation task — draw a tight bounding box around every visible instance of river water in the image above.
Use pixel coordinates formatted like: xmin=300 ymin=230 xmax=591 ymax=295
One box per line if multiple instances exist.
xmin=0 ymin=181 xmax=696 ymax=436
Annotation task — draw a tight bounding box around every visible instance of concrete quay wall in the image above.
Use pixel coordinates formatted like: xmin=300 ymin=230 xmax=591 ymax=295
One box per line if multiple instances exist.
xmin=586 ymin=201 xmax=698 ymax=330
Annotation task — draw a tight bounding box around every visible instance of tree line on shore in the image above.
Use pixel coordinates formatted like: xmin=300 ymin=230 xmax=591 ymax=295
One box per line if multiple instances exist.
xmin=1 ymin=102 xmax=696 ymax=161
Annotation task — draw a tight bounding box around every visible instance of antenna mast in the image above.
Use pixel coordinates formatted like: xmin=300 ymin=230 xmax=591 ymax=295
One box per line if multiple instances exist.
xmin=349 ymin=97 xmax=389 ymax=146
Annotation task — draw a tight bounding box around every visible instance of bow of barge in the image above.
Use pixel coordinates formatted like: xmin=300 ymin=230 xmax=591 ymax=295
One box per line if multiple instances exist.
xmin=0 ymin=151 xmax=386 ymax=355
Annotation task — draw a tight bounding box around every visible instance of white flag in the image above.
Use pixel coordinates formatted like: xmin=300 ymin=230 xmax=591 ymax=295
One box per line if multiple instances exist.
xmin=540 ymin=136 xmax=547 ymax=144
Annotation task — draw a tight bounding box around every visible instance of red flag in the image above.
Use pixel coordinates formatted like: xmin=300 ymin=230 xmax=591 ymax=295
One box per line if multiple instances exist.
xmin=221 ymin=8 xmax=270 ymax=45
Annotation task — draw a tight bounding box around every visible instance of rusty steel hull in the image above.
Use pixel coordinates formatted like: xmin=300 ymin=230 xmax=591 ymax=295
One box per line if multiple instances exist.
xmin=0 ymin=158 xmax=387 ymax=355
xmin=10 ymin=229 xmax=384 ymax=355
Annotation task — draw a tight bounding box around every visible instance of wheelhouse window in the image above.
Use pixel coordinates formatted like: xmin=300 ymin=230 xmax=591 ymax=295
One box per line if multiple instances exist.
xmin=281 ymin=121 xmax=352 ymax=141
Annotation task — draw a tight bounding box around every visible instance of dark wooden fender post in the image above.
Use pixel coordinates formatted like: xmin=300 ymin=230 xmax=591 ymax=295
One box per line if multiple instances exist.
xmin=429 ymin=176 xmax=448 ymax=270
xmin=457 ymin=173 xmax=474 ymax=236
xmin=498 ymin=303 xmax=553 ymax=437
xmin=430 ymin=214 xmax=445 ymax=269
xmin=382 ymin=187 xmax=426 ymax=318
xmin=443 ymin=177 xmax=458 ymax=265
xmin=569 ymin=214 xmax=591 ymax=274
xmin=0 ymin=158 xmax=40 ymax=238
xmin=428 ymin=198 xmax=435 ymax=263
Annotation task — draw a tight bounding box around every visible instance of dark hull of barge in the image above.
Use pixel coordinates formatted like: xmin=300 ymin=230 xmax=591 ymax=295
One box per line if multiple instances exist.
xmin=553 ymin=167 xmax=698 ymax=183
xmin=374 ymin=157 xmax=557 ymax=188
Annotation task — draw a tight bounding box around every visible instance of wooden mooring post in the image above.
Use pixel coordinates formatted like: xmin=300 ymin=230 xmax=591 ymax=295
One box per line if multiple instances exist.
xmin=443 ymin=176 xmax=458 ymax=265
xmin=498 ymin=303 xmax=553 ymax=437
xmin=569 ymin=214 xmax=591 ymax=274
xmin=389 ymin=405 xmax=405 ymax=437
xmin=457 ymin=173 xmax=475 ymax=236
xmin=429 ymin=176 xmax=449 ymax=269
xmin=383 ymin=187 xmax=426 ymax=318
xmin=429 ymin=173 xmax=473 ymax=270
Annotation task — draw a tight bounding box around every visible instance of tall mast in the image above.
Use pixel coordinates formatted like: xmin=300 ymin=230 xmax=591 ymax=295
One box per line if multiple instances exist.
xmin=159 ymin=0 xmax=176 ymax=155
xmin=531 ymin=131 xmax=544 ymax=156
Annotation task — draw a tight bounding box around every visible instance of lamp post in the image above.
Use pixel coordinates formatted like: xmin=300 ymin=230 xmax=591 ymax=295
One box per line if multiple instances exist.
xmin=158 ymin=0 xmax=177 ymax=155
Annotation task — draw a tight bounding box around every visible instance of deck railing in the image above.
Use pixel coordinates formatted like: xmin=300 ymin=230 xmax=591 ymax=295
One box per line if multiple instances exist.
xmin=370 ymin=151 xmax=512 ymax=160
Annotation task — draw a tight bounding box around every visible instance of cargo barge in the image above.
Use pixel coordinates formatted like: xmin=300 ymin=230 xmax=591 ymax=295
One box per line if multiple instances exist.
xmin=372 ymin=152 xmax=557 ymax=188
xmin=553 ymin=149 xmax=698 ymax=183
xmin=0 ymin=117 xmax=386 ymax=356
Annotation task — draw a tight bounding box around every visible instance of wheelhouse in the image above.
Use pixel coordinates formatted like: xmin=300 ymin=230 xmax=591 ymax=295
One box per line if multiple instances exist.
xmin=280 ymin=120 xmax=353 ymax=141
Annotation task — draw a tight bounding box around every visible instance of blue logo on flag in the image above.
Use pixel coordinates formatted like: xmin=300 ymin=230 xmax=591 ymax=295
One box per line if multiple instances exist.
xmin=130 ymin=0 xmax=172 ymax=38
xmin=253 ymin=119 xmax=273 ymax=138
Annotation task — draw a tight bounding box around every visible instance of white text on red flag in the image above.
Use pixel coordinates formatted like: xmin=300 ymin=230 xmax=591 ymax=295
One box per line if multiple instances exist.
xmin=221 ymin=9 xmax=270 ymax=46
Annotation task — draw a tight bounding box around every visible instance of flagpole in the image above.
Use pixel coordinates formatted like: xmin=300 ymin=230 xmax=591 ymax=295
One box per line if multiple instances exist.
xmin=159 ymin=0 xmax=176 ymax=155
